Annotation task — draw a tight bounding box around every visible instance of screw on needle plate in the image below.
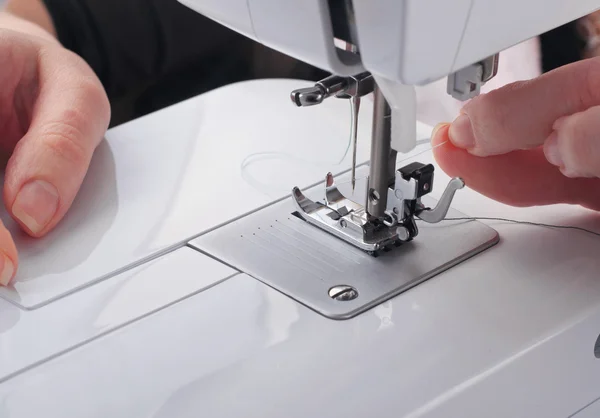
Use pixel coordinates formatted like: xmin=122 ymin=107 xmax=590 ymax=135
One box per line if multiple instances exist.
xmin=329 ymin=285 xmax=359 ymax=301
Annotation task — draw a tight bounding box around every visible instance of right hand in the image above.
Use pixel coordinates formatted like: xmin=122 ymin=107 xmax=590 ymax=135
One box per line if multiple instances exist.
xmin=0 ymin=23 xmax=110 ymax=286
xmin=431 ymin=57 xmax=600 ymax=212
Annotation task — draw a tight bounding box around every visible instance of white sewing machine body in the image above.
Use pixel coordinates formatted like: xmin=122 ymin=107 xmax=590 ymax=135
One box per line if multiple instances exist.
xmin=179 ymin=0 xmax=599 ymax=84
xmin=179 ymin=0 xmax=600 ymax=155
xmin=0 ymin=79 xmax=600 ymax=417
xmin=2 ymin=0 xmax=600 ymax=416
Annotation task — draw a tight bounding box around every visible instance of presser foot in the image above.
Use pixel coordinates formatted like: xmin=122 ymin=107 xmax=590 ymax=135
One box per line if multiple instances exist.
xmin=292 ymin=165 xmax=465 ymax=256
xmin=292 ymin=181 xmax=400 ymax=254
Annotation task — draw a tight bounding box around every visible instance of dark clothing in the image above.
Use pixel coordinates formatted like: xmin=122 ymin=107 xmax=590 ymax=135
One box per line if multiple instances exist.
xmin=539 ymin=21 xmax=586 ymax=73
xmin=41 ymin=0 xmax=326 ymax=126
xmin=41 ymin=0 xmax=585 ymax=126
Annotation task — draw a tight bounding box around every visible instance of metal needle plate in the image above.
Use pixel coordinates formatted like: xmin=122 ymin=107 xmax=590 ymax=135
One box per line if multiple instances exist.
xmin=190 ymin=188 xmax=499 ymax=320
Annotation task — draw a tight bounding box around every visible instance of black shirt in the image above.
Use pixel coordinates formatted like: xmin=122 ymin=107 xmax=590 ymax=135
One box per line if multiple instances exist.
xmin=41 ymin=0 xmax=327 ymax=126
xmin=41 ymin=0 xmax=584 ymax=127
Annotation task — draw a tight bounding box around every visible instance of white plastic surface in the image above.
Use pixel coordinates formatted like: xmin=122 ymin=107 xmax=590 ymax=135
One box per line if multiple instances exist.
xmin=181 ymin=0 xmax=600 ymax=85
xmin=574 ymin=397 xmax=600 ymax=417
xmin=0 ymin=79 xmax=375 ymax=309
xmin=0 ymin=80 xmax=600 ymax=416
xmin=359 ymin=0 xmax=600 ymax=83
xmin=356 ymin=0 xmax=600 ymax=83
xmin=3 ymin=256 xmax=600 ymax=418
xmin=180 ymin=0 xmax=363 ymax=76
xmin=0 ymin=247 xmax=236 ymax=383
xmin=177 ymin=0 xmax=256 ymax=40
xmin=354 ymin=0 xmax=471 ymax=85
xmin=454 ymin=0 xmax=600 ymax=72
xmin=374 ymin=76 xmax=417 ymax=153
xmin=249 ymin=0 xmax=363 ymax=75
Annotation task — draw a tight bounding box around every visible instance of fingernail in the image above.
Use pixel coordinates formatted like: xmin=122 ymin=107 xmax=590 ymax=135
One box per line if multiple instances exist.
xmin=560 ymin=168 xmax=587 ymax=178
xmin=430 ymin=123 xmax=450 ymax=142
xmin=12 ymin=180 xmax=59 ymax=235
xmin=543 ymin=132 xmax=564 ymax=167
xmin=0 ymin=254 xmax=15 ymax=286
xmin=553 ymin=116 xmax=568 ymax=131
xmin=448 ymin=114 xmax=475 ymax=149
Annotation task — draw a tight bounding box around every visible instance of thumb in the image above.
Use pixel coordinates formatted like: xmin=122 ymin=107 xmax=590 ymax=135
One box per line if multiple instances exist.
xmin=431 ymin=123 xmax=600 ymax=211
xmin=447 ymin=58 xmax=600 ymax=156
xmin=544 ymin=105 xmax=600 ymax=178
xmin=0 ymin=220 xmax=17 ymax=286
xmin=4 ymin=47 xmax=110 ymax=237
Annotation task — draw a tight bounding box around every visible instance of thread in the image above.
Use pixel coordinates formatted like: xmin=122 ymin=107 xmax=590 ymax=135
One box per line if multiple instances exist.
xmin=240 ymin=98 xmax=446 ymax=195
xmin=437 ymin=217 xmax=600 ymax=238
xmin=240 ymin=99 xmax=355 ymax=175
xmin=333 ymin=139 xmax=448 ymax=189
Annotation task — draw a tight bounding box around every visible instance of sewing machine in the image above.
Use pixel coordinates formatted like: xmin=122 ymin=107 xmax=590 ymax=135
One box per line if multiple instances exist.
xmin=2 ymin=1 xmax=600 ymax=417
xmin=179 ymin=0 xmax=600 ymax=257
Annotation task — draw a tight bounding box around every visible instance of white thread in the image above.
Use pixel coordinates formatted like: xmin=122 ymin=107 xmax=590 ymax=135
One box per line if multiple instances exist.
xmin=333 ymin=140 xmax=449 ymax=188
xmin=239 ymin=97 xmax=449 ymax=194
xmin=240 ymin=100 xmax=355 ymax=174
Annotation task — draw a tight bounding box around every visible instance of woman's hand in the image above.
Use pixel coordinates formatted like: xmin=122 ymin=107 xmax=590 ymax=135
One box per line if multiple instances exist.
xmin=432 ymin=57 xmax=600 ymax=212
xmin=0 ymin=13 xmax=110 ymax=286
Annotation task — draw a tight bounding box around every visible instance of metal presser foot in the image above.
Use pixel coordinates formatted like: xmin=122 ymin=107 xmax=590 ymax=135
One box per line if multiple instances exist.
xmin=292 ymin=165 xmax=465 ymax=256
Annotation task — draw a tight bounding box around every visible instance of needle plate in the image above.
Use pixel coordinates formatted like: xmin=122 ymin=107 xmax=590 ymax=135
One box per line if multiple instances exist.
xmin=190 ymin=188 xmax=499 ymax=320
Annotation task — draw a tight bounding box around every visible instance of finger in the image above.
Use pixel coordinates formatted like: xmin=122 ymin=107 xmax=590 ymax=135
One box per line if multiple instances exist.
xmin=432 ymin=124 xmax=600 ymax=211
xmin=447 ymin=57 xmax=600 ymax=156
xmin=0 ymin=220 xmax=18 ymax=286
xmin=3 ymin=47 xmax=110 ymax=237
xmin=544 ymin=105 xmax=600 ymax=178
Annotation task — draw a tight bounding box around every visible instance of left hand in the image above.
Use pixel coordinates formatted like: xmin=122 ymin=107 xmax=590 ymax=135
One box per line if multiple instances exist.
xmin=431 ymin=57 xmax=600 ymax=211
xmin=0 ymin=14 xmax=111 ymax=286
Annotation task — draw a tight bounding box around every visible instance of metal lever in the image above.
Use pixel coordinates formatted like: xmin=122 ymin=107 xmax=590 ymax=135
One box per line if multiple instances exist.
xmin=291 ymin=75 xmax=348 ymax=107
xmin=291 ymin=86 xmax=327 ymax=107
xmin=416 ymin=178 xmax=465 ymax=223
xmin=290 ymin=72 xmax=374 ymax=107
